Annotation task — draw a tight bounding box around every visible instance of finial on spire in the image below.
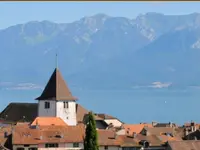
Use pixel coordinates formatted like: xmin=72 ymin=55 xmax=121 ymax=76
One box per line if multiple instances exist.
xmin=56 ymin=52 xmax=58 ymax=69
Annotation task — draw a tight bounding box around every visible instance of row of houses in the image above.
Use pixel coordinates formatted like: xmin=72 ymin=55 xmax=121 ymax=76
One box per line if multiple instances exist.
xmin=0 ymin=67 xmax=199 ymax=150
xmin=0 ymin=117 xmax=200 ymax=150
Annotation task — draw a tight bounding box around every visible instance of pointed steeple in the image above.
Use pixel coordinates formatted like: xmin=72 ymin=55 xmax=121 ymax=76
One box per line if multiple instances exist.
xmin=36 ymin=68 xmax=77 ymax=101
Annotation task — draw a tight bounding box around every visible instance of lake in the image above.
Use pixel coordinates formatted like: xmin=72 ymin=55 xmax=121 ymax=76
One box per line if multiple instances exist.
xmin=0 ymin=87 xmax=199 ymax=125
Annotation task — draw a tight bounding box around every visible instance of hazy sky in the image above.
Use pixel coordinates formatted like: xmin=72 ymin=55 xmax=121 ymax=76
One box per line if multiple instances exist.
xmin=1 ymin=2 xmax=200 ymax=29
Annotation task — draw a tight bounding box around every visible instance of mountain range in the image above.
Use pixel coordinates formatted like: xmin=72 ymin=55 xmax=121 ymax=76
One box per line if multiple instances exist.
xmin=1 ymin=12 xmax=200 ymax=90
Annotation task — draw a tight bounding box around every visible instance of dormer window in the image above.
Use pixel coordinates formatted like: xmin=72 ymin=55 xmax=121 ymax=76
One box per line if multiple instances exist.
xmin=64 ymin=102 xmax=68 ymax=108
xmin=45 ymin=102 xmax=50 ymax=109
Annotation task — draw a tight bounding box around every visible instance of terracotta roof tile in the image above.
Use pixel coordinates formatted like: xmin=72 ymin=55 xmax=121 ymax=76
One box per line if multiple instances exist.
xmin=13 ymin=123 xmax=85 ymax=145
xmin=31 ymin=117 xmax=67 ymax=126
xmin=76 ymin=104 xmax=89 ymax=123
xmin=156 ymin=135 xmax=182 ymax=143
xmin=134 ymin=134 xmax=163 ymax=146
xmin=144 ymin=127 xmax=174 ymax=136
xmin=97 ymin=130 xmax=120 ymax=146
xmin=123 ymin=124 xmax=153 ymax=135
xmin=168 ymin=140 xmax=200 ymax=150
xmin=36 ymin=68 xmax=77 ymax=101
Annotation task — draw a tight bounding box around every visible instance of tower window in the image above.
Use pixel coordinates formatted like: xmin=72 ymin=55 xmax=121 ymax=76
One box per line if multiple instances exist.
xmin=45 ymin=102 xmax=50 ymax=109
xmin=64 ymin=102 xmax=68 ymax=108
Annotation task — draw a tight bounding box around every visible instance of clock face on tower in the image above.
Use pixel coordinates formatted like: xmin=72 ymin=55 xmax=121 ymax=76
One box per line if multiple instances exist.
xmin=65 ymin=109 xmax=69 ymax=114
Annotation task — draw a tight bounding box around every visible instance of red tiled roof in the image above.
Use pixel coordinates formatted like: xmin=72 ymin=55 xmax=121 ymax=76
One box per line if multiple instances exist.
xmin=168 ymin=140 xmax=200 ymax=150
xmin=123 ymin=124 xmax=153 ymax=135
xmin=13 ymin=124 xmax=169 ymax=147
xmin=13 ymin=123 xmax=85 ymax=145
xmin=31 ymin=117 xmax=67 ymax=126
xmin=97 ymin=130 xmax=120 ymax=146
xmin=144 ymin=127 xmax=174 ymax=136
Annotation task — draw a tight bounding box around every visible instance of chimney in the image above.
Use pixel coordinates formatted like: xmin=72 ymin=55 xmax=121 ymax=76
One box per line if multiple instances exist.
xmin=191 ymin=121 xmax=195 ymax=126
xmin=40 ymin=135 xmax=43 ymax=140
xmin=36 ymin=119 xmax=39 ymax=129
xmin=169 ymin=122 xmax=173 ymax=128
xmin=133 ymin=132 xmax=137 ymax=138
xmin=194 ymin=136 xmax=197 ymax=140
xmin=127 ymin=128 xmax=130 ymax=135
xmin=114 ymin=132 xmax=117 ymax=139
xmin=194 ymin=125 xmax=197 ymax=132
xmin=152 ymin=121 xmax=157 ymax=127
xmin=191 ymin=126 xmax=196 ymax=132
xmin=11 ymin=125 xmax=14 ymax=134
xmin=185 ymin=129 xmax=189 ymax=136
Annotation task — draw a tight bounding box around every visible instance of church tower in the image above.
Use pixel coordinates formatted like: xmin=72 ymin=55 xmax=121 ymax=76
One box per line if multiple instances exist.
xmin=35 ymin=68 xmax=77 ymax=126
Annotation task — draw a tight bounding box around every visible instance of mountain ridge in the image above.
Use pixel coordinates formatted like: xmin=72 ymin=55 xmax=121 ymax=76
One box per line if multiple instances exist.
xmin=1 ymin=12 xmax=200 ymax=89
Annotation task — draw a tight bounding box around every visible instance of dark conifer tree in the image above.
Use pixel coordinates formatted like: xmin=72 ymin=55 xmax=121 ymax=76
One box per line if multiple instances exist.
xmin=84 ymin=112 xmax=99 ymax=150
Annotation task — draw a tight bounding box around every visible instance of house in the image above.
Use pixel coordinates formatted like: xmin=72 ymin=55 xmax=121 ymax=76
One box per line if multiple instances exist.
xmin=141 ymin=127 xmax=175 ymax=136
xmin=0 ymin=103 xmax=38 ymax=123
xmin=184 ymin=129 xmax=200 ymax=140
xmin=96 ymin=114 xmax=123 ymax=128
xmin=83 ymin=113 xmax=122 ymax=130
xmin=97 ymin=130 xmax=167 ymax=150
xmin=12 ymin=123 xmax=85 ymax=150
xmin=167 ymin=140 xmax=200 ymax=150
xmin=153 ymin=122 xmax=177 ymax=128
xmin=183 ymin=121 xmax=200 ymax=137
xmin=120 ymin=123 xmax=153 ymax=136
xmin=83 ymin=114 xmax=109 ymax=129
xmin=98 ymin=130 xmax=121 ymax=150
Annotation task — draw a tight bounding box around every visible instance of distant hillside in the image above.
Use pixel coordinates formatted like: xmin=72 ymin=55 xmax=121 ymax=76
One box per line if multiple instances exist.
xmin=1 ymin=13 xmax=200 ymax=89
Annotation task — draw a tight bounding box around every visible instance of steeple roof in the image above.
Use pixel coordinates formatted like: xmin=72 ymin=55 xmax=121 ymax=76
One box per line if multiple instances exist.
xmin=36 ymin=68 xmax=77 ymax=101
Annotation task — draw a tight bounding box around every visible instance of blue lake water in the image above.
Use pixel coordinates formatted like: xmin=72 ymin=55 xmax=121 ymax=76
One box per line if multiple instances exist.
xmin=0 ymin=87 xmax=200 ymax=125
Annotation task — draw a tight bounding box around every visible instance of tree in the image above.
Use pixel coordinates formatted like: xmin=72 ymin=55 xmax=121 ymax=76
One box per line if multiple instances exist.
xmin=84 ymin=112 xmax=99 ymax=150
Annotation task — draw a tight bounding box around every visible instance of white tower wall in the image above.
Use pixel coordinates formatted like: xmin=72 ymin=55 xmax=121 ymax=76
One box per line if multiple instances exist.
xmin=56 ymin=101 xmax=77 ymax=126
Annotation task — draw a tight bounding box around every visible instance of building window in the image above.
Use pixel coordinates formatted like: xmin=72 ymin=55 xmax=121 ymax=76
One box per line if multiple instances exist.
xmin=24 ymin=145 xmax=30 ymax=147
xmin=104 ymin=146 xmax=108 ymax=150
xmin=45 ymin=143 xmax=58 ymax=148
xmin=73 ymin=143 xmax=79 ymax=147
xmin=44 ymin=102 xmax=50 ymax=109
xmin=122 ymin=148 xmax=136 ymax=150
xmin=28 ymin=148 xmax=38 ymax=150
xmin=64 ymin=102 xmax=68 ymax=108
xmin=17 ymin=148 xmax=24 ymax=150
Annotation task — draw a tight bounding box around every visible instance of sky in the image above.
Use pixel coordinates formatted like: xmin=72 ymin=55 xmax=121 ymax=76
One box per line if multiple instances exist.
xmin=1 ymin=2 xmax=200 ymax=29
